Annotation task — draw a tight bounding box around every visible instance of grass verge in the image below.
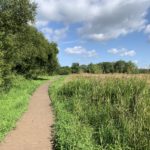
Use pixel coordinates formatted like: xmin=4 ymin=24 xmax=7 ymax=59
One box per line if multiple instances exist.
xmin=0 ymin=75 xmax=48 ymax=141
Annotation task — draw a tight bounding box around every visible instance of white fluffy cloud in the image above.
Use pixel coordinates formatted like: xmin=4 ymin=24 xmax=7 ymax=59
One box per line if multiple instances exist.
xmin=65 ymin=46 xmax=98 ymax=57
xmin=108 ymin=48 xmax=136 ymax=57
xmin=40 ymin=26 xmax=68 ymax=42
xmin=34 ymin=0 xmax=100 ymax=23
xmin=145 ymin=24 xmax=150 ymax=33
xmin=33 ymin=0 xmax=150 ymax=41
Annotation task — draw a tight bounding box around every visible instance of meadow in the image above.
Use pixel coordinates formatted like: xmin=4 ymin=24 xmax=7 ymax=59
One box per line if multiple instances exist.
xmin=0 ymin=76 xmax=48 ymax=141
xmin=49 ymin=74 xmax=150 ymax=150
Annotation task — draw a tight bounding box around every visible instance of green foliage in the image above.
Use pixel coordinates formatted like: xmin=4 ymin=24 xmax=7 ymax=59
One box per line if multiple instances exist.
xmin=47 ymin=42 xmax=59 ymax=75
xmin=0 ymin=0 xmax=59 ymax=89
xmin=57 ymin=66 xmax=72 ymax=75
xmin=0 ymin=0 xmax=36 ymax=33
xmin=0 ymin=51 xmax=4 ymax=87
xmin=80 ymin=65 xmax=88 ymax=73
xmin=49 ymin=76 xmax=150 ymax=150
xmin=0 ymin=48 xmax=12 ymax=91
xmin=71 ymin=63 xmax=80 ymax=74
xmin=65 ymin=61 xmax=138 ymax=75
xmin=0 ymin=0 xmax=36 ymax=88
xmin=114 ymin=60 xmax=127 ymax=73
xmin=12 ymin=27 xmax=59 ymax=78
xmin=101 ymin=62 xmax=114 ymax=73
xmin=0 ymin=76 xmax=46 ymax=141
xmin=87 ymin=63 xmax=101 ymax=74
xmin=139 ymin=68 xmax=150 ymax=74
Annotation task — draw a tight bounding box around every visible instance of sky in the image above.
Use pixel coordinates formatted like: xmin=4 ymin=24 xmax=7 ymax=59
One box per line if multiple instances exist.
xmin=33 ymin=0 xmax=150 ymax=68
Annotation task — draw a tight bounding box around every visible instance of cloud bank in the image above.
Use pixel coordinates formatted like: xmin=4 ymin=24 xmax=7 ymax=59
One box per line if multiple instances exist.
xmin=34 ymin=0 xmax=150 ymax=41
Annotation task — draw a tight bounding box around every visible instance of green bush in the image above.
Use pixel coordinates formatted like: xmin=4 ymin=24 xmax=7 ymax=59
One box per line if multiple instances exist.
xmin=57 ymin=67 xmax=71 ymax=75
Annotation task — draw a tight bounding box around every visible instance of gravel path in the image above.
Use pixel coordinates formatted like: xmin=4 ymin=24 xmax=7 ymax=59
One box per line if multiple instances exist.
xmin=0 ymin=81 xmax=54 ymax=150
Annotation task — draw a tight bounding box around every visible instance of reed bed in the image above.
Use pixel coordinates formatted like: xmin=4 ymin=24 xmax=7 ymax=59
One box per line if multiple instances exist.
xmin=49 ymin=75 xmax=150 ymax=150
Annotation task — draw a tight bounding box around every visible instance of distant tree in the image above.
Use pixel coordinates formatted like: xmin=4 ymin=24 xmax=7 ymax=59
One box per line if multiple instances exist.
xmin=71 ymin=63 xmax=80 ymax=73
xmin=97 ymin=63 xmax=103 ymax=73
xmin=125 ymin=61 xmax=138 ymax=74
xmin=57 ymin=66 xmax=71 ymax=75
xmin=87 ymin=63 xmax=101 ymax=74
xmin=101 ymin=62 xmax=114 ymax=73
xmin=114 ymin=60 xmax=126 ymax=73
xmin=139 ymin=68 xmax=150 ymax=74
xmin=80 ymin=65 xmax=88 ymax=73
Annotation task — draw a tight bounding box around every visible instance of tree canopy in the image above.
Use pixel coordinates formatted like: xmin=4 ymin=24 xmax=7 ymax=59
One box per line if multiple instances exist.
xmin=57 ymin=61 xmax=138 ymax=75
xmin=0 ymin=0 xmax=59 ymax=90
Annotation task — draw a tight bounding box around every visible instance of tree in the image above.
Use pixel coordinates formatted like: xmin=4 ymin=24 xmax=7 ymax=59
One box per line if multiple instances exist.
xmin=80 ymin=65 xmax=88 ymax=73
xmin=0 ymin=0 xmax=36 ymax=86
xmin=47 ymin=42 xmax=59 ymax=75
xmin=114 ymin=60 xmax=126 ymax=73
xmin=71 ymin=63 xmax=80 ymax=73
xmin=11 ymin=27 xmax=59 ymax=78
xmin=57 ymin=66 xmax=71 ymax=75
xmin=125 ymin=61 xmax=138 ymax=74
xmin=87 ymin=63 xmax=101 ymax=74
xmin=0 ymin=0 xmax=36 ymax=34
xmin=101 ymin=62 xmax=114 ymax=73
xmin=0 ymin=0 xmax=59 ymax=88
xmin=0 ymin=51 xmax=4 ymax=88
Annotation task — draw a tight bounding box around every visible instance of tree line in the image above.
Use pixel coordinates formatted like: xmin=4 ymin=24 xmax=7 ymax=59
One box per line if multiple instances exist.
xmin=0 ymin=0 xmax=59 ymax=90
xmin=57 ymin=60 xmax=140 ymax=75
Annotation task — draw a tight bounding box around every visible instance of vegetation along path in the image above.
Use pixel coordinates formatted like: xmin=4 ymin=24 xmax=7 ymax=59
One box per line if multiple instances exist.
xmin=0 ymin=81 xmax=54 ymax=150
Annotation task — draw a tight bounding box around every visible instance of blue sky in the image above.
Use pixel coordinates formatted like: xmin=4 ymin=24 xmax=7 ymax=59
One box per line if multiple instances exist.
xmin=33 ymin=0 xmax=150 ymax=68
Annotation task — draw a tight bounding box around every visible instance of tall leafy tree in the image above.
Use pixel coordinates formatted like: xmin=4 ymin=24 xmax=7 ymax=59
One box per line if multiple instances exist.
xmin=0 ymin=0 xmax=59 ymax=88
xmin=114 ymin=60 xmax=126 ymax=73
xmin=71 ymin=63 xmax=80 ymax=73
xmin=125 ymin=61 xmax=138 ymax=73
xmin=87 ymin=63 xmax=101 ymax=74
xmin=47 ymin=42 xmax=59 ymax=75
xmin=101 ymin=62 xmax=114 ymax=73
xmin=80 ymin=65 xmax=88 ymax=73
xmin=0 ymin=0 xmax=36 ymax=87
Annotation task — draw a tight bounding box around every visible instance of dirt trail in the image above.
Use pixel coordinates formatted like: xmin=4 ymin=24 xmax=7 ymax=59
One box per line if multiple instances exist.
xmin=0 ymin=81 xmax=54 ymax=150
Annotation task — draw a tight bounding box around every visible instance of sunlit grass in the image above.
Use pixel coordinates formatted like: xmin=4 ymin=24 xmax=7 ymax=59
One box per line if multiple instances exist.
xmin=49 ymin=75 xmax=150 ymax=150
xmin=0 ymin=76 xmax=49 ymax=141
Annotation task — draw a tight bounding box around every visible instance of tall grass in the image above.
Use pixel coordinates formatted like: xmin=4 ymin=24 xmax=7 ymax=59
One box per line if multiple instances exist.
xmin=0 ymin=76 xmax=47 ymax=141
xmin=50 ymin=76 xmax=150 ymax=150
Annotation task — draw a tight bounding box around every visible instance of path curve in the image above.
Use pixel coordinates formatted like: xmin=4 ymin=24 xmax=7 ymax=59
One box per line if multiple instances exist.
xmin=0 ymin=81 xmax=54 ymax=150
